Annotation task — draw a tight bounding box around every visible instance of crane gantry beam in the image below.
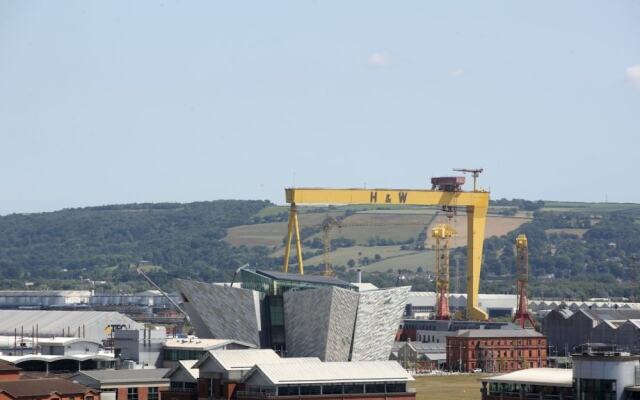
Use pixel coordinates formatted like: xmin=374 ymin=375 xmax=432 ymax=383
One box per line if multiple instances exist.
xmin=283 ymin=186 xmax=490 ymax=320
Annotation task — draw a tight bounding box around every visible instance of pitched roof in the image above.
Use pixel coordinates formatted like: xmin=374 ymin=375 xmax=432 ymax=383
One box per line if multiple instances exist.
xmin=194 ymin=349 xmax=320 ymax=372
xmin=406 ymin=342 xmax=446 ymax=352
xmin=248 ymin=361 xmax=413 ymax=385
xmin=76 ymin=368 xmax=170 ymax=384
xmin=582 ymin=308 xmax=640 ymax=322
xmin=0 ymin=378 xmax=94 ymax=397
xmin=194 ymin=349 xmax=281 ymax=370
xmin=164 ymin=360 xmax=199 ymax=380
xmin=453 ymin=329 xmax=543 ymax=338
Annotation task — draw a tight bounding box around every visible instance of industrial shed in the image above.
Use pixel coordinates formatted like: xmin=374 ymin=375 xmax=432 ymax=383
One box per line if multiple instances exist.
xmin=0 ymin=310 xmax=143 ymax=343
xmin=542 ymin=308 xmax=640 ymax=355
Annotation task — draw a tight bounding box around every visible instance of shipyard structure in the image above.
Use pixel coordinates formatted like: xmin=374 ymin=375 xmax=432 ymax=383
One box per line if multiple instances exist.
xmin=176 ymin=269 xmax=409 ymax=361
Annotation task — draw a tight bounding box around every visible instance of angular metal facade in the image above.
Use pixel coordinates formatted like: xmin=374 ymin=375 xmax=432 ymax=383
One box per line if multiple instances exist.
xmin=351 ymin=286 xmax=410 ymax=361
xmin=177 ymin=279 xmax=409 ymax=361
xmin=175 ymin=280 xmax=264 ymax=347
xmin=283 ymin=287 xmax=358 ymax=361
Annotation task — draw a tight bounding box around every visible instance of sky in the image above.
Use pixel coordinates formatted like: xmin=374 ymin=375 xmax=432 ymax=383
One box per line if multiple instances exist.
xmin=1 ymin=1 xmax=640 ymax=214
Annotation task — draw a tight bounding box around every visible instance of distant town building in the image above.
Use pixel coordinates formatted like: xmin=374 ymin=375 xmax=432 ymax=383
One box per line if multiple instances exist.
xmin=447 ymin=329 xmax=547 ymax=372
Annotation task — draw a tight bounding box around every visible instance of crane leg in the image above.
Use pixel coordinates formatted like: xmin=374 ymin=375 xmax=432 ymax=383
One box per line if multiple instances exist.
xmin=466 ymin=204 xmax=489 ymax=320
xmin=292 ymin=209 xmax=304 ymax=274
xmin=283 ymin=205 xmax=296 ymax=273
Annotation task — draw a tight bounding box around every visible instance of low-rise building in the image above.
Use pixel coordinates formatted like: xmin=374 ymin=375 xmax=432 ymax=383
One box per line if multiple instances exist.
xmin=395 ymin=342 xmax=445 ymax=372
xmin=480 ymin=368 xmax=573 ymax=400
xmin=72 ymin=368 xmax=170 ymax=400
xmin=238 ymin=360 xmax=415 ymax=400
xmin=193 ymin=349 xmax=320 ymax=400
xmin=480 ymin=344 xmax=640 ymax=400
xmin=0 ymin=361 xmax=100 ymax=400
xmin=447 ymin=329 xmax=547 ymax=372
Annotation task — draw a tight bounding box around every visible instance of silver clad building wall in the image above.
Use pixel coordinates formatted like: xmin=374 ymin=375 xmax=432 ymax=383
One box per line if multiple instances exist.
xmin=283 ymin=287 xmax=358 ymax=361
xmin=351 ymin=286 xmax=410 ymax=361
xmin=175 ymin=280 xmax=263 ymax=347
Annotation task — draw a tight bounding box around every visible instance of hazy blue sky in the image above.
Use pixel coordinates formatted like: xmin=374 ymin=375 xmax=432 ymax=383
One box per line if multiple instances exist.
xmin=1 ymin=1 xmax=639 ymax=214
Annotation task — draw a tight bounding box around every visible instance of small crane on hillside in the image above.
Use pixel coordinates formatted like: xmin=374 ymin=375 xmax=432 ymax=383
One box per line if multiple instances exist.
xmin=322 ymin=216 xmax=342 ymax=276
xmin=512 ymin=234 xmax=536 ymax=328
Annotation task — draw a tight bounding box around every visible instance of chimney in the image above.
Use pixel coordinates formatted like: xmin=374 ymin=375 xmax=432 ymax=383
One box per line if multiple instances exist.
xmin=357 ymin=269 xmax=362 ymax=284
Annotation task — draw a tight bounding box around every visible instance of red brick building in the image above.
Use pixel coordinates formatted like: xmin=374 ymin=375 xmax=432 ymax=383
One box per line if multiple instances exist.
xmin=446 ymin=329 xmax=547 ymax=373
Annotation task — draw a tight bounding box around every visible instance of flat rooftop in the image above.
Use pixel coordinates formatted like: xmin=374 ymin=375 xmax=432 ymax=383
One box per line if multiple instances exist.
xmin=164 ymin=337 xmax=254 ymax=350
xmin=255 ymin=270 xmax=352 ymax=287
xmin=482 ymin=368 xmax=572 ymax=387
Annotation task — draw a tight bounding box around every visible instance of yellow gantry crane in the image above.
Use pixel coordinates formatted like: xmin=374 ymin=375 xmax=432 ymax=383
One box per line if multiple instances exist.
xmin=432 ymin=224 xmax=456 ymax=320
xmin=282 ymin=172 xmax=490 ymax=320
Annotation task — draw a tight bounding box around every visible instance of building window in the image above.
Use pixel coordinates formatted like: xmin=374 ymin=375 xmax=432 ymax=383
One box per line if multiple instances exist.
xmin=344 ymin=384 xmax=364 ymax=394
xmin=300 ymin=386 xmax=321 ymax=395
xmin=279 ymin=386 xmax=300 ymax=396
xmin=127 ymin=388 xmax=138 ymax=400
xmin=322 ymin=385 xmax=343 ymax=395
xmin=386 ymin=383 xmax=406 ymax=393
xmin=148 ymin=387 xmax=159 ymax=400
xmin=366 ymin=384 xmax=386 ymax=394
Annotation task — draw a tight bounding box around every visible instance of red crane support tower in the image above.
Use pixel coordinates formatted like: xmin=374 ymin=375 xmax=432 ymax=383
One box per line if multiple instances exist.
xmin=513 ymin=234 xmax=536 ymax=328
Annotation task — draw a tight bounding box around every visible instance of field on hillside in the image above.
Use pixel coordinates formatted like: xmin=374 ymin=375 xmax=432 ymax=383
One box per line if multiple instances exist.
xmin=224 ymin=211 xmax=343 ymax=247
xmin=411 ymin=374 xmax=485 ymax=400
xmin=224 ymin=207 xmax=531 ymax=273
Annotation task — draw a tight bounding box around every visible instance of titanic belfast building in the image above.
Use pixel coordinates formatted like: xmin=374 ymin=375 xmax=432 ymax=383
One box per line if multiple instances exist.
xmin=176 ymin=269 xmax=409 ymax=361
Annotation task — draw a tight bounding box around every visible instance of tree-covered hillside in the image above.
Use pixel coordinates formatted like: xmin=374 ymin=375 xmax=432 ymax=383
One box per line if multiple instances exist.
xmin=0 ymin=200 xmax=272 ymax=290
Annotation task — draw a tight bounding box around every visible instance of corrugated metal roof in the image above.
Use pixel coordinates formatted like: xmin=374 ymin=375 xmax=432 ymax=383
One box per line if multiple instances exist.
xmin=195 ymin=349 xmax=321 ymax=372
xmin=195 ymin=349 xmax=280 ymax=371
xmin=0 ymin=310 xmax=142 ymax=336
xmin=250 ymin=361 xmax=413 ymax=384
xmin=482 ymin=368 xmax=572 ymax=387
